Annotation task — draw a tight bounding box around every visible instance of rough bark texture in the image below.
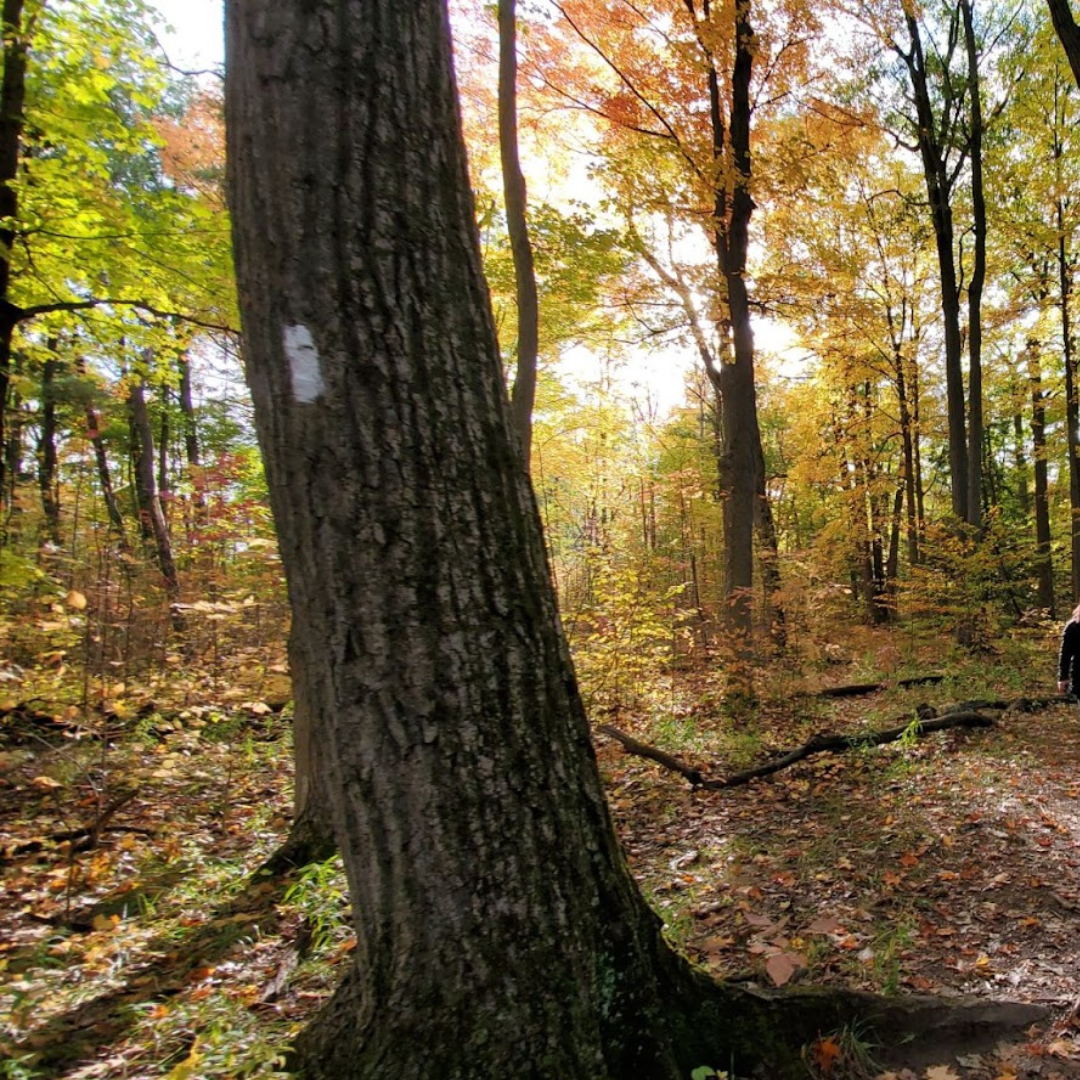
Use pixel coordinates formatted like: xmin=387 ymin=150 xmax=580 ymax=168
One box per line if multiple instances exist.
xmin=224 ymin=1 xmax=1045 ymax=1076
xmin=0 ymin=0 xmax=28 ymax=506
xmin=226 ymin=2 xmax=705 ymax=1075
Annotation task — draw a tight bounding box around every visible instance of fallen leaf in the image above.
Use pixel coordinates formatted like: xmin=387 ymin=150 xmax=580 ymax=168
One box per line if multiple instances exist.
xmin=30 ymin=775 xmax=63 ymax=790
xmin=812 ymin=1036 xmax=842 ymax=1076
xmin=925 ymin=1066 xmax=960 ymax=1080
xmin=765 ymin=951 xmax=804 ymax=987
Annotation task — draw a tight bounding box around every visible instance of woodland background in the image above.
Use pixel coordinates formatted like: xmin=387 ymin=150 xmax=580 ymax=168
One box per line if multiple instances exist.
xmin=6 ymin=0 xmax=1080 ymax=1077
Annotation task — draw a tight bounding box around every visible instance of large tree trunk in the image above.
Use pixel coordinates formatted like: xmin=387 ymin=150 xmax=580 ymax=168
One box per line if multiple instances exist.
xmin=498 ymin=0 xmax=540 ymax=468
xmin=0 ymin=0 xmax=28 ymax=509
xmin=227 ymin=2 xmax=698 ymax=1073
xmin=224 ymin=1 xmax=1050 ymax=1075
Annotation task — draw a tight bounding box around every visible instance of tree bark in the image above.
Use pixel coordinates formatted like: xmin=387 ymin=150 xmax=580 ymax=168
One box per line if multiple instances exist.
xmin=700 ymin=0 xmax=768 ymax=659
xmin=1028 ymin=343 xmax=1054 ymax=613
xmin=1047 ymin=0 xmax=1080 ymax=89
xmin=0 ymin=0 xmax=28 ymax=508
xmin=900 ymin=8 xmax=969 ymax=524
xmin=76 ymin=357 xmax=127 ymax=543
xmin=226 ymin=2 xmax=711 ymax=1073
xmin=127 ymin=375 xmax=183 ymax=627
xmin=37 ymin=350 xmax=60 ymax=546
xmin=498 ymin=0 xmax=540 ymax=469
xmin=225 ymin=1 xmax=1050 ymax=1074
xmin=1057 ymin=187 xmax=1080 ymax=598
xmin=960 ymin=0 xmax=985 ymax=533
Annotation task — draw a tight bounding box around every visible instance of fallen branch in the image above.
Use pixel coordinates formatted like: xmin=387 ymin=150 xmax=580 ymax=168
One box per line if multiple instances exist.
xmin=2 ymin=789 xmax=141 ymax=860
xmin=814 ymin=673 xmax=946 ymax=698
xmin=596 ymin=724 xmax=704 ymax=786
xmin=598 ymin=711 xmax=994 ymax=790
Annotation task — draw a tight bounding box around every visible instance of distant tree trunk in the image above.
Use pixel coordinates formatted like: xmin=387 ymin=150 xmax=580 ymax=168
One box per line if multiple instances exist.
xmin=37 ymin=351 xmax=60 ymax=546
xmin=77 ymin=358 xmax=127 ymax=542
xmin=702 ymin=0 xmax=768 ymax=659
xmin=0 ymin=0 xmax=29 ymax=508
xmin=755 ymin=488 xmax=786 ymax=649
xmin=900 ymin=8 xmax=969 ymax=524
xmin=157 ymin=386 xmax=170 ymax=524
xmin=1013 ymin=410 xmax=1030 ymax=518
xmin=178 ymin=354 xmax=200 ymax=469
xmin=498 ymin=0 xmax=539 ymax=469
xmin=912 ymin=354 xmax=926 ymax=541
xmin=127 ymin=376 xmax=183 ymax=628
xmin=886 ymin=486 xmax=902 ymax=595
xmin=961 ymin=0 xmax=985 ymax=532
xmin=1029 ymin=344 xmax=1054 ymax=613
xmin=1058 ymin=195 xmax=1080 ymax=598
xmin=892 ymin=339 xmax=920 ymax=566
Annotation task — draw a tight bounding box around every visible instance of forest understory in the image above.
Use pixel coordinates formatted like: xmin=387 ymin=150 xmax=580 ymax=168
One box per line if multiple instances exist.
xmin=4 ymin=628 xmax=1080 ymax=1080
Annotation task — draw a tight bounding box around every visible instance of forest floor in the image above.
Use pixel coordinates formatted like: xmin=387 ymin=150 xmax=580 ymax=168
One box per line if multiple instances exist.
xmin=3 ymin=631 xmax=1080 ymax=1079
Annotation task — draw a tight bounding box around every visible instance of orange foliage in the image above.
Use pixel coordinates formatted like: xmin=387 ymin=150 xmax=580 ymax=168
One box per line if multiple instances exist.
xmin=155 ymin=91 xmax=226 ymax=209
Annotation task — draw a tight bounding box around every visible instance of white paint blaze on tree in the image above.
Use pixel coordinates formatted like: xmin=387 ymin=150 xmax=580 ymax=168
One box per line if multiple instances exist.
xmin=224 ymin=0 xmax=1039 ymax=1076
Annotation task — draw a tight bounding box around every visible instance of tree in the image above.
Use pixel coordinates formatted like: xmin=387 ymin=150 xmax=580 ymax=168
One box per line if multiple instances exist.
xmin=498 ymin=0 xmax=541 ymax=466
xmin=1047 ymin=0 xmax=1080 ymax=87
xmin=531 ymin=0 xmax=803 ymax=649
xmin=226 ymin=0 xmax=1043 ymax=1074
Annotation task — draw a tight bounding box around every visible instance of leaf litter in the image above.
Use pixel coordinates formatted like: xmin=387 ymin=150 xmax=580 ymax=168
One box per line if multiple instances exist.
xmin=3 ymin=652 xmax=1080 ymax=1078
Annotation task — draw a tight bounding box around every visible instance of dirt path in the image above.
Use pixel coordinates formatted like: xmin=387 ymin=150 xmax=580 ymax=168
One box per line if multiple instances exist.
xmin=601 ymin=694 xmax=1080 ymax=1078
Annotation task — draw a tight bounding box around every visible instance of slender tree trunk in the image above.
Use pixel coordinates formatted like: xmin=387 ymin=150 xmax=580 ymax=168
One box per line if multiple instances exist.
xmin=961 ymin=0 xmax=985 ymax=532
xmin=901 ymin=9 xmax=969 ymax=523
xmin=0 ymin=0 xmax=28 ymax=508
xmin=1058 ymin=198 xmax=1080 ymax=598
xmin=1028 ymin=343 xmax=1054 ymax=613
xmin=128 ymin=376 xmax=183 ymax=628
xmin=912 ymin=355 xmax=926 ymax=545
xmin=498 ymin=0 xmax=540 ymax=468
xmin=37 ymin=351 xmax=60 ymax=546
xmin=77 ymin=358 xmax=127 ymax=543
xmin=2 ymin=368 xmax=19 ymax=541
xmin=157 ymin=387 xmax=171 ymax=526
xmin=1013 ymin=410 xmax=1030 ymax=518
xmin=702 ymin=0 xmax=767 ymax=661
xmin=177 ymin=351 xmax=207 ymax=516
